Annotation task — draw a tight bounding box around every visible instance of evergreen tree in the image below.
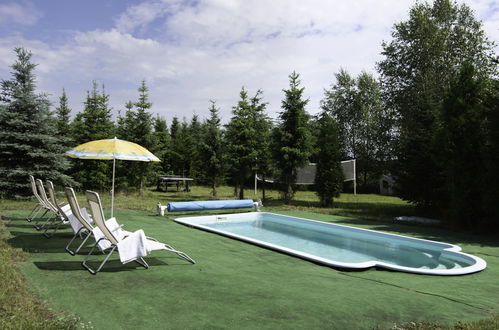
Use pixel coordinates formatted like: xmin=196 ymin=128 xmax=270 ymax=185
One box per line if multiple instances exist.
xmin=483 ymin=78 xmax=499 ymax=231
xmin=314 ymin=112 xmax=344 ymax=207
xmin=439 ymin=62 xmax=487 ymax=227
xmin=0 ymin=47 xmax=74 ymax=196
xmin=187 ymin=115 xmax=202 ymax=179
xmin=131 ymin=80 xmax=154 ymax=193
xmin=169 ymin=116 xmax=183 ymax=175
xmin=273 ymin=72 xmax=312 ymax=204
xmin=152 ymin=115 xmax=171 ymax=175
xmin=70 ymin=81 xmax=115 ymax=189
xmin=199 ymin=101 xmax=226 ymax=197
xmin=55 ymin=88 xmax=72 ymax=147
xmin=377 ymin=0 xmax=496 ymax=210
xmin=225 ymin=88 xmax=267 ymax=199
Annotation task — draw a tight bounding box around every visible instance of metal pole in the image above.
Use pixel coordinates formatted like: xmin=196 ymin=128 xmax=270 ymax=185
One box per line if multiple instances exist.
xmin=111 ymin=158 xmax=115 ymax=217
xmin=254 ymin=173 xmax=257 ymax=195
xmin=353 ymin=159 xmax=357 ymax=196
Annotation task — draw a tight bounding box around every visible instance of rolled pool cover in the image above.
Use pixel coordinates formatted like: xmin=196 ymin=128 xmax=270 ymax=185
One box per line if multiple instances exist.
xmin=167 ymin=199 xmax=255 ymax=212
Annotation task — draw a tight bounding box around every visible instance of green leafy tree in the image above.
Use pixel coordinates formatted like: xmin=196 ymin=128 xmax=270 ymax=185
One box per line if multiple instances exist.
xmin=198 ymin=101 xmax=226 ymax=197
xmin=70 ymin=81 xmax=115 ymax=189
xmin=314 ymin=112 xmax=344 ymax=207
xmin=322 ymin=69 xmax=391 ymax=192
xmin=0 ymin=47 xmax=74 ymax=196
xmin=377 ymin=0 xmax=496 ymax=210
xmin=273 ymin=71 xmax=312 ymax=204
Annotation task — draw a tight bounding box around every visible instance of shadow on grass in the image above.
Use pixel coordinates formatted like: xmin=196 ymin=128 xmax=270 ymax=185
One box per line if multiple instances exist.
xmin=34 ymin=257 xmax=168 ymax=272
xmin=8 ymin=230 xmax=74 ymax=253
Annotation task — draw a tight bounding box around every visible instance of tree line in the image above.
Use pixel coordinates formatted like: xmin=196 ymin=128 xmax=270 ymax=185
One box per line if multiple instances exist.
xmin=0 ymin=0 xmax=498 ymax=231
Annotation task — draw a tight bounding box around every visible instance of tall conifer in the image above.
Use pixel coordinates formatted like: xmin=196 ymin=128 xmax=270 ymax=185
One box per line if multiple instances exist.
xmin=0 ymin=48 xmax=73 ymax=196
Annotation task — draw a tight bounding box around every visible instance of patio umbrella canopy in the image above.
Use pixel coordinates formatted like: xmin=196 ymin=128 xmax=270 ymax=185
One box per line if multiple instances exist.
xmin=66 ymin=137 xmax=160 ymax=217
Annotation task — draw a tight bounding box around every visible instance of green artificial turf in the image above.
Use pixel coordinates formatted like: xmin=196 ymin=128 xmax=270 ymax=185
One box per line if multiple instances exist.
xmin=3 ymin=208 xmax=498 ymax=329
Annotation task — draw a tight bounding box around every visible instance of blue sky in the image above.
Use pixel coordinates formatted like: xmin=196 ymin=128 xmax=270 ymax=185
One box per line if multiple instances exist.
xmin=0 ymin=0 xmax=497 ymax=123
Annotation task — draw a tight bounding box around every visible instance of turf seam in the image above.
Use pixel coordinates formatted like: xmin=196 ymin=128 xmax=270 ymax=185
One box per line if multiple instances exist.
xmin=338 ymin=272 xmax=490 ymax=312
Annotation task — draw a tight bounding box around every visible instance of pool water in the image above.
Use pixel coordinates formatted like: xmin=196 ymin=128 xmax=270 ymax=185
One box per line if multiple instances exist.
xmin=174 ymin=212 xmax=486 ymax=275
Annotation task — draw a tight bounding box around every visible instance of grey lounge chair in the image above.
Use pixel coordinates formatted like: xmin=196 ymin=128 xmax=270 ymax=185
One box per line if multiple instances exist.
xmin=64 ymin=187 xmax=97 ymax=255
xmin=27 ymin=175 xmax=51 ymax=222
xmin=82 ymin=190 xmax=195 ymax=275
xmin=42 ymin=181 xmax=71 ymax=238
xmin=33 ymin=179 xmax=60 ymax=231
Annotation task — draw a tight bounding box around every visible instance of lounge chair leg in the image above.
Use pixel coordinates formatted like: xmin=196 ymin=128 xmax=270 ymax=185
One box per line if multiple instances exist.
xmin=82 ymin=240 xmax=116 ymax=275
xmin=135 ymin=257 xmax=149 ymax=269
xmin=65 ymin=228 xmax=89 ymax=255
xmin=26 ymin=204 xmax=42 ymax=222
xmin=34 ymin=214 xmax=54 ymax=231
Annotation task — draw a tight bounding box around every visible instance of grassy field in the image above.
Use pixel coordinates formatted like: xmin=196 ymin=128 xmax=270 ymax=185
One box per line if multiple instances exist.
xmin=1 ymin=186 xmax=498 ymax=329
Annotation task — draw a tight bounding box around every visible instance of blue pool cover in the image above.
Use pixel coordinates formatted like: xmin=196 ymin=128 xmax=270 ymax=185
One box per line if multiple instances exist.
xmin=167 ymin=199 xmax=254 ymax=212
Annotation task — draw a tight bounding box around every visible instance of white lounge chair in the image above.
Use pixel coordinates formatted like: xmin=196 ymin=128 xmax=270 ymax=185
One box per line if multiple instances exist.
xmin=26 ymin=175 xmax=51 ymax=222
xmin=82 ymin=190 xmax=195 ymax=274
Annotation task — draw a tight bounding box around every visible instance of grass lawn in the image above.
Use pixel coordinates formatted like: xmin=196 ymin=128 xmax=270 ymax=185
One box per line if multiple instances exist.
xmin=1 ymin=186 xmax=498 ymax=329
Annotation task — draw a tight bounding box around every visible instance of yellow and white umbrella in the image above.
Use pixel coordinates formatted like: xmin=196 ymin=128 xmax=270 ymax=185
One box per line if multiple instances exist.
xmin=66 ymin=137 xmax=160 ymax=217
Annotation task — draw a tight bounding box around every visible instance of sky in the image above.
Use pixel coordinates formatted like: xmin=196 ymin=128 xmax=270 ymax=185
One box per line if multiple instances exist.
xmin=0 ymin=0 xmax=498 ymax=124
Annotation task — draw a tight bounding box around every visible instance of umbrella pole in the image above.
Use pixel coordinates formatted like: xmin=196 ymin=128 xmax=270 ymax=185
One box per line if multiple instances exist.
xmin=111 ymin=158 xmax=116 ymax=218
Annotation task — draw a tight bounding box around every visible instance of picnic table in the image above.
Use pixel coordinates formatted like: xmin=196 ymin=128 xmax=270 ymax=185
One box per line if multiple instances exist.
xmin=157 ymin=175 xmax=193 ymax=192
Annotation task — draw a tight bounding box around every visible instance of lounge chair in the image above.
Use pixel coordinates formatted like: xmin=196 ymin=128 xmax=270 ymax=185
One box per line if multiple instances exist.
xmin=42 ymin=181 xmax=72 ymax=238
xmin=82 ymin=190 xmax=195 ymax=275
xmin=64 ymin=187 xmax=98 ymax=255
xmin=26 ymin=175 xmax=51 ymax=222
xmin=33 ymin=179 xmax=60 ymax=231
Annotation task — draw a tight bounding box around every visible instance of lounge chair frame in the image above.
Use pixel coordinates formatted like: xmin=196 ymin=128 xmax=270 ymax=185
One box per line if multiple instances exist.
xmin=82 ymin=190 xmax=195 ymax=275
xmin=64 ymin=187 xmax=95 ymax=255
xmin=27 ymin=175 xmax=51 ymax=222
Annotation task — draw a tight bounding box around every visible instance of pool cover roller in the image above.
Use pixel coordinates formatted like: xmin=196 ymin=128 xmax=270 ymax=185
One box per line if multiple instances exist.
xmin=167 ymin=199 xmax=255 ymax=212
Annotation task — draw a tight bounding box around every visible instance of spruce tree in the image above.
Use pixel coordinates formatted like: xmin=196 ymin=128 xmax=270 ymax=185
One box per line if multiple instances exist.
xmin=273 ymin=71 xmax=312 ymax=204
xmin=225 ymin=88 xmax=267 ymax=199
xmin=439 ymin=62 xmax=487 ymax=227
xmin=55 ymin=88 xmax=72 ymax=147
xmin=152 ymin=115 xmax=171 ymax=175
xmin=0 ymin=47 xmax=73 ymax=197
xmin=314 ymin=112 xmax=344 ymax=207
xmin=70 ymin=81 xmax=115 ymax=189
xmin=199 ymin=101 xmax=226 ymax=197
xmin=131 ymin=80 xmax=154 ymax=194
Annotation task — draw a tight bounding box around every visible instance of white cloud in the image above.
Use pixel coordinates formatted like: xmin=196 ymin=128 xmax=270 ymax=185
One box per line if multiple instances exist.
xmin=0 ymin=0 xmax=497 ymax=124
xmin=0 ymin=2 xmax=42 ymax=26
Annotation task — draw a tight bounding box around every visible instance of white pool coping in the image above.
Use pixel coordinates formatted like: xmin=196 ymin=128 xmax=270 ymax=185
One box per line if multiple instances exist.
xmin=174 ymin=212 xmax=487 ymax=275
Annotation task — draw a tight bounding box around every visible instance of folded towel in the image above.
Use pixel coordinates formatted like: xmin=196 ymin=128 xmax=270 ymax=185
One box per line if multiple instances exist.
xmin=117 ymin=229 xmax=148 ymax=264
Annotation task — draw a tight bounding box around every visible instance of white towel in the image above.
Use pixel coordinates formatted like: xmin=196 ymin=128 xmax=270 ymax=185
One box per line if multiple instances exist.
xmin=61 ymin=204 xmax=71 ymax=214
xmin=92 ymin=217 xmax=132 ymax=251
xmin=117 ymin=229 xmax=148 ymax=264
xmin=80 ymin=208 xmax=94 ymax=225
xmin=67 ymin=213 xmax=83 ymax=233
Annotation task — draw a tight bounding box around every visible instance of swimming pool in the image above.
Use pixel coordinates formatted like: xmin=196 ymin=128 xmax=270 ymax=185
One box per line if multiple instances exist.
xmin=174 ymin=212 xmax=486 ymax=275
